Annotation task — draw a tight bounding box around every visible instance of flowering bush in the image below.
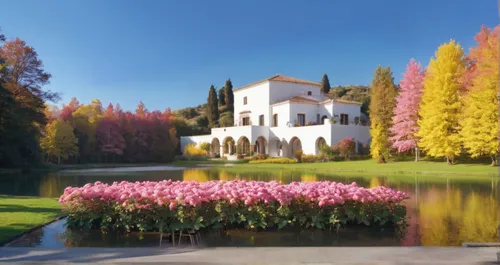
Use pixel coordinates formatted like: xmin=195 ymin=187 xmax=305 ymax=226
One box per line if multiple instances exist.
xmin=60 ymin=180 xmax=407 ymax=233
xmin=184 ymin=144 xmax=209 ymax=159
xmin=248 ymin=158 xmax=297 ymax=164
xmin=336 ymin=137 xmax=356 ymax=159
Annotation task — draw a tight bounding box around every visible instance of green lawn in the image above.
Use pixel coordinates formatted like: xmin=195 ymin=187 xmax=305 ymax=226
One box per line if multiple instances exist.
xmin=177 ymin=159 xmax=498 ymax=177
xmin=0 ymin=196 xmax=62 ymax=244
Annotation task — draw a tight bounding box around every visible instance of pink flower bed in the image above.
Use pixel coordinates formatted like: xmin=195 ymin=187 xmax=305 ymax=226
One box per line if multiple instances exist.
xmin=60 ymin=180 xmax=408 ymax=231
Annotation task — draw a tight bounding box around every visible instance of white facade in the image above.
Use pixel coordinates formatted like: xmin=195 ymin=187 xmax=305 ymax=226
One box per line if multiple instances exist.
xmin=180 ymin=75 xmax=371 ymax=158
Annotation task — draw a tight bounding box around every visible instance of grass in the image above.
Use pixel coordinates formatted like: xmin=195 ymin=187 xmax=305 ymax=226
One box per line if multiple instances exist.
xmin=0 ymin=195 xmax=62 ymax=244
xmin=176 ymin=159 xmax=499 ymax=177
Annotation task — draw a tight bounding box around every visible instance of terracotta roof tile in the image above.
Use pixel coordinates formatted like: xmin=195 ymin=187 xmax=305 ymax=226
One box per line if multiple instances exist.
xmin=272 ymin=95 xmax=319 ymax=105
xmin=234 ymin=74 xmax=321 ymax=91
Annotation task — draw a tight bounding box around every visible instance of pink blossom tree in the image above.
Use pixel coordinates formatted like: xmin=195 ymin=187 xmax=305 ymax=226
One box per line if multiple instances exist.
xmin=390 ymin=59 xmax=425 ymax=161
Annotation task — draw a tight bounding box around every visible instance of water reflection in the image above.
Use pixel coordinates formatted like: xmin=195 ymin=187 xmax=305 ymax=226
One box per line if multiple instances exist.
xmin=1 ymin=167 xmax=499 ymax=246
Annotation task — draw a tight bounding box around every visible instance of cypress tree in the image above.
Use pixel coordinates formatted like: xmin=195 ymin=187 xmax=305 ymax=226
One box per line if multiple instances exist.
xmin=206 ymin=85 xmax=219 ymax=127
xmin=321 ymin=74 xmax=331 ymax=94
xmin=224 ymin=79 xmax=234 ymax=112
xmin=218 ymin=87 xmax=226 ymax=107
xmin=368 ymin=66 xmax=398 ymax=163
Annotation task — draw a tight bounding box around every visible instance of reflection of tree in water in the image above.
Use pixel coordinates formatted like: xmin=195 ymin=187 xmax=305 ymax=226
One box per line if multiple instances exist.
xmin=300 ymin=174 xmax=317 ymax=182
xmin=418 ymin=188 xmax=497 ymax=246
xmin=182 ymin=169 xmax=209 ymax=182
xmin=39 ymin=173 xmax=62 ymax=198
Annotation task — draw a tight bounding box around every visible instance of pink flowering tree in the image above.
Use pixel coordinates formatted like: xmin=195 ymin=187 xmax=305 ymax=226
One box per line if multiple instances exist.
xmin=390 ymin=59 xmax=425 ymax=161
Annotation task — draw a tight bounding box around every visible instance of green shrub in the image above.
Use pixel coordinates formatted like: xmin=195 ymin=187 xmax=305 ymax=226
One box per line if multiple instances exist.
xmin=249 ymin=158 xmax=297 ymax=164
xmin=199 ymin=142 xmax=211 ymax=153
xmin=251 ymin=154 xmax=268 ymax=160
xmin=295 ymin=150 xmax=303 ymax=162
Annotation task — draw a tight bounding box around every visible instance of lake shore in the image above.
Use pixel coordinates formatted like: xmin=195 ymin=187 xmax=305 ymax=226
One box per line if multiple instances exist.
xmin=174 ymin=159 xmax=499 ymax=177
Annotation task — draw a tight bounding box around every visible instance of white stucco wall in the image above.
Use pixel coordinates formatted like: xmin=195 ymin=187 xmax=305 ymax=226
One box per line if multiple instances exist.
xmin=289 ymin=102 xmax=321 ymax=125
xmin=331 ymin=102 xmax=362 ymax=124
xmin=233 ymin=82 xmax=271 ymax=126
xmin=331 ymin=124 xmax=371 ymax=147
xmin=271 ymin=103 xmax=290 ymax=127
xmin=269 ymin=82 xmax=322 ymax=104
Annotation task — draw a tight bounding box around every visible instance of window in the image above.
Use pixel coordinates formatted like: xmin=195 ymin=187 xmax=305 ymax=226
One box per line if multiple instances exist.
xmin=243 ymin=96 xmax=247 ymax=105
xmin=242 ymin=117 xmax=250 ymax=126
xmin=321 ymin=115 xmax=327 ymax=124
xmin=316 ymin=114 xmax=320 ymax=124
xmin=273 ymin=114 xmax=278 ymax=127
xmin=259 ymin=115 xmax=264 ymax=126
xmin=340 ymin=114 xmax=349 ymax=125
xmin=307 ymin=91 xmax=312 ymax=96
xmin=297 ymin=114 xmax=305 ymax=126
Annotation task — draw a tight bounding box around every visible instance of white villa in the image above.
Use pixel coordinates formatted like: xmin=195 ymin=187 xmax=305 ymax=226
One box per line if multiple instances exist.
xmin=180 ymin=74 xmax=371 ymax=158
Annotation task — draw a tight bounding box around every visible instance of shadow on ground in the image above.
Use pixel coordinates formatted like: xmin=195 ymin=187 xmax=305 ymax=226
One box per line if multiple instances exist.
xmin=0 ymin=247 xmax=198 ymax=263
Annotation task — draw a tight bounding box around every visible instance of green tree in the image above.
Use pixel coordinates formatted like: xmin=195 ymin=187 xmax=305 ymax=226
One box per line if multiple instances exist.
xmin=368 ymin=66 xmax=397 ymax=162
xmin=417 ymin=40 xmax=464 ymax=164
xmin=218 ymin=87 xmax=226 ymax=106
xmin=40 ymin=119 xmax=79 ymax=164
xmin=224 ymin=79 xmax=234 ymax=112
xmin=321 ymin=74 xmax=331 ymax=94
xmin=206 ymin=85 xmax=219 ymax=127
xmin=0 ymin=37 xmax=57 ymax=166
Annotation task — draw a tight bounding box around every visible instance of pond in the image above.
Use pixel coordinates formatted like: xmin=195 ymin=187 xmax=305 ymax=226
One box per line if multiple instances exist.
xmin=1 ymin=165 xmax=499 ymax=247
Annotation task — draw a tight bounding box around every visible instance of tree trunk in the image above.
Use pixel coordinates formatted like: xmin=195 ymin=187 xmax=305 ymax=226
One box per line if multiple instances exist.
xmin=415 ymin=147 xmax=420 ymax=162
xmin=446 ymin=156 xmax=451 ymax=165
xmin=491 ymin=156 xmax=498 ymax=166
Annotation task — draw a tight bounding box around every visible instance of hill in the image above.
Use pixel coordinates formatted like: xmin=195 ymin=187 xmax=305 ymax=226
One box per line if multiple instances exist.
xmin=330 ymin=85 xmax=371 ymax=116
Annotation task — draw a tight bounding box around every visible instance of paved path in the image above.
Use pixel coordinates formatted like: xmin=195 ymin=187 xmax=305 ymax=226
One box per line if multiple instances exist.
xmin=0 ymin=247 xmax=498 ymax=264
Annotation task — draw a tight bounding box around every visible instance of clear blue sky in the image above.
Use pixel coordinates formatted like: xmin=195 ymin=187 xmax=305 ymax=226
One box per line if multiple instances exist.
xmin=1 ymin=0 xmax=497 ymax=111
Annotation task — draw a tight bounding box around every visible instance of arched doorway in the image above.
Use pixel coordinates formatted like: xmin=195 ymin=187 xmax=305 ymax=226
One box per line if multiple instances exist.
xmin=315 ymin=137 xmax=327 ymax=155
xmin=255 ymin=136 xmax=267 ymax=155
xmin=223 ymin=136 xmax=235 ymax=155
xmin=211 ymin=138 xmax=221 ymax=157
xmin=289 ymin=137 xmax=302 ymax=157
xmin=237 ymin=136 xmax=251 ymax=156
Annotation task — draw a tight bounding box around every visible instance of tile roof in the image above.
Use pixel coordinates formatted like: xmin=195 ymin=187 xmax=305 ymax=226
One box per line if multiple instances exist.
xmin=234 ymin=74 xmax=321 ymax=91
xmin=320 ymin=99 xmax=363 ymax=105
xmin=272 ymin=96 xmax=363 ymax=106
xmin=272 ymin=95 xmax=320 ymax=105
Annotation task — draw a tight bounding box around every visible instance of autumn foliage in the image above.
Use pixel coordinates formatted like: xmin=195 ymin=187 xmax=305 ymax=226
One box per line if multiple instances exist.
xmin=45 ymin=98 xmax=177 ymax=164
xmin=390 ymin=59 xmax=425 ymax=160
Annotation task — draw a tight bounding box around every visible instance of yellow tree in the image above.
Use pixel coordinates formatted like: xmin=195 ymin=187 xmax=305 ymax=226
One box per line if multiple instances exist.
xmin=459 ymin=26 xmax=499 ymax=165
xmin=369 ymin=66 xmax=397 ymax=162
xmin=417 ymin=40 xmax=465 ymax=164
xmin=40 ymin=119 xmax=78 ymax=164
